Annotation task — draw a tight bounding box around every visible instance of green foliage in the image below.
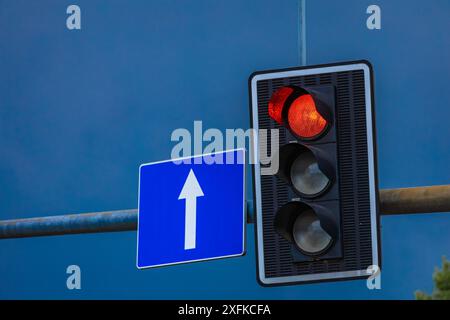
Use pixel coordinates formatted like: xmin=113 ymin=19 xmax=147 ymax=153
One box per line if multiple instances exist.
xmin=415 ymin=256 xmax=450 ymax=300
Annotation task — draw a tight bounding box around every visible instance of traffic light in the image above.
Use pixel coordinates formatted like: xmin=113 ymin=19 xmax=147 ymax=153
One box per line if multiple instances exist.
xmin=249 ymin=61 xmax=381 ymax=285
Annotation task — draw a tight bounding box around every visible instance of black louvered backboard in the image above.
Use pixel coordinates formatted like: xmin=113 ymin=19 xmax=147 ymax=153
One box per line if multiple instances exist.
xmin=249 ymin=61 xmax=381 ymax=285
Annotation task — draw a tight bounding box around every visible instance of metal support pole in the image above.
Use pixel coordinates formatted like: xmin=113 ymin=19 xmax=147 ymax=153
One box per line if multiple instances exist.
xmin=1 ymin=185 xmax=450 ymax=239
xmin=379 ymin=185 xmax=450 ymax=215
xmin=0 ymin=209 xmax=137 ymax=239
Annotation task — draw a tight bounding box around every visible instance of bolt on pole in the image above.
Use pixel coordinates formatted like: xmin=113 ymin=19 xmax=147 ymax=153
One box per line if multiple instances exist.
xmin=0 ymin=185 xmax=450 ymax=239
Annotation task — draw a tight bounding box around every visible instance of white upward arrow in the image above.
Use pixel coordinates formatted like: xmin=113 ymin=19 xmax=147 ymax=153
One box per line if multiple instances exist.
xmin=178 ymin=169 xmax=204 ymax=250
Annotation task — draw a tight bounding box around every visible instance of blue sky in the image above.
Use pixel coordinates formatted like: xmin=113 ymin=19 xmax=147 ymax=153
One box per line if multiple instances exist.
xmin=0 ymin=0 xmax=449 ymax=299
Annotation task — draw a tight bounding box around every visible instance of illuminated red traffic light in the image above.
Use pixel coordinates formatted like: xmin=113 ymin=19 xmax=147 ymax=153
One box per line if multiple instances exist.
xmin=287 ymin=94 xmax=328 ymax=139
xmin=268 ymin=86 xmax=293 ymax=124
xmin=268 ymin=87 xmax=328 ymax=139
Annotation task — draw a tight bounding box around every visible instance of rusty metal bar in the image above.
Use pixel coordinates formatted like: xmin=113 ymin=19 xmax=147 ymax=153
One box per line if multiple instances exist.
xmin=0 ymin=209 xmax=137 ymax=239
xmin=379 ymin=185 xmax=450 ymax=215
xmin=1 ymin=185 xmax=450 ymax=239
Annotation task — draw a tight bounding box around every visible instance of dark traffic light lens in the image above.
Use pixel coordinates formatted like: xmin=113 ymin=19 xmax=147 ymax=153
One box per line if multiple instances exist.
xmin=292 ymin=210 xmax=333 ymax=255
xmin=290 ymin=150 xmax=330 ymax=196
xmin=287 ymin=94 xmax=328 ymax=139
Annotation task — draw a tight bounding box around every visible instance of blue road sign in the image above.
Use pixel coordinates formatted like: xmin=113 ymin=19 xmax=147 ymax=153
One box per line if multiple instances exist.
xmin=137 ymin=149 xmax=246 ymax=268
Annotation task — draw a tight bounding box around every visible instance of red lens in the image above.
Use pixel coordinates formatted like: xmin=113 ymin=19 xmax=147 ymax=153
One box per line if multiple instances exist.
xmin=268 ymin=87 xmax=294 ymax=124
xmin=287 ymin=94 xmax=327 ymax=139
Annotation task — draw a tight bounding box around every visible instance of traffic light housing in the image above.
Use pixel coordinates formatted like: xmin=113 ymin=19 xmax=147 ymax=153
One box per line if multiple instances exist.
xmin=249 ymin=61 xmax=381 ymax=285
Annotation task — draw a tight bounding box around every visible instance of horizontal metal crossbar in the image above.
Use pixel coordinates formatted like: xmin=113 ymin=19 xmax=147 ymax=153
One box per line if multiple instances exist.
xmin=1 ymin=185 xmax=449 ymax=239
